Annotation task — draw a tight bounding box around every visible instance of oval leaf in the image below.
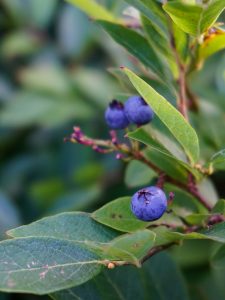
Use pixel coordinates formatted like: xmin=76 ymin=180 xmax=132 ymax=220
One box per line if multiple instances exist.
xmin=7 ymin=212 xmax=118 ymax=242
xmin=163 ymin=0 xmax=225 ymax=36
xmin=0 ymin=237 xmax=102 ymax=294
xmin=66 ymin=0 xmax=119 ymax=23
xmin=123 ymin=68 xmax=199 ymax=163
xmin=98 ymin=21 xmax=168 ymax=81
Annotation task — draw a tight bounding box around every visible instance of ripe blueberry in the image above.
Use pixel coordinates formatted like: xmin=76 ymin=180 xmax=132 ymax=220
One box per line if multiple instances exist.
xmin=105 ymin=100 xmax=130 ymax=130
xmin=124 ymin=96 xmax=154 ymax=125
xmin=131 ymin=186 xmax=167 ymax=221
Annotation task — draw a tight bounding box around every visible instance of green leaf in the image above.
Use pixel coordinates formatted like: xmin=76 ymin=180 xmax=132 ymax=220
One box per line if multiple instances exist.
xmin=0 ymin=237 xmax=102 ymax=294
xmin=66 ymin=0 xmax=119 ymax=23
xmin=202 ymin=222 xmax=225 ymax=243
xmin=212 ymin=244 xmax=225 ymax=268
xmin=212 ymin=199 xmax=225 ymax=215
xmin=125 ymin=160 xmax=156 ymax=188
xmin=198 ymin=30 xmax=225 ymax=61
xmin=197 ymin=178 xmax=219 ymax=207
xmin=209 ymin=149 xmax=225 ymax=171
xmin=92 ymin=197 xmax=147 ymax=232
xmin=144 ymin=148 xmax=188 ymax=183
xmin=172 ymin=22 xmax=189 ymax=63
xmin=101 ymin=230 xmax=155 ymax=266
xmin=51 ymin=252 xmax=189 ymax=300
xmin=127 ymin=127 xmax=201 ymax=181
xmin=123 ymin=0 xmax=168 ymax=37
xmin=184 ymin=213 xmax=209 ymax=225
xmin=8 ymin=212 xmax=118 ymax=242
xmin=164 ymin=183 xmax=207 ymax=215
xmin=123 ymin=68 xmax=200 ymax=163
xmin=163 ymin=0 xmax=225 ymax=36
xmin=98 ymin=21 xmax=166 ymax=80
xmin=128 ymin=126 xmax=187 ymax=162
xmin=166 ymin=222 xmax=225 ymax=243
xmin=141 ymin=16 xmax=177 ymax=76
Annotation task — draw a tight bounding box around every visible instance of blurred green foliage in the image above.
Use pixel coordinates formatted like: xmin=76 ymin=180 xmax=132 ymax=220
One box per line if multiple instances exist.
xmin=0 ymin=0 xmax=132 ymax=235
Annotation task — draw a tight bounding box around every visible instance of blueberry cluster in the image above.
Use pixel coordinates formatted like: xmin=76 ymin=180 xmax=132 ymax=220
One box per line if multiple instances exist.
xmin=105 ymin=96 xmax=154 ymax=129
xmin=131 ymin=186 xmax=167 ymax=221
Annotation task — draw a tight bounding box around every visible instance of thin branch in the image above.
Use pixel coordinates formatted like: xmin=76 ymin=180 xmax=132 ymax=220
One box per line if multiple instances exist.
xmin=141 ymin=243 xmax=176 ymax=264
xmin=67 ymin=129 xmax=212 ymax=210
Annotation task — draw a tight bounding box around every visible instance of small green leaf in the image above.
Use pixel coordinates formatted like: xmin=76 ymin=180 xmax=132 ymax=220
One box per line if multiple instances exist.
xmin=212 ymin=244 xmax=225 ymax=268
xmin=92 ymin=197 xmax=147 ymax=232
xmin=123 ymin=0 xmax=168 ymax=37
xmin=202 ymin=221 xmax=225 ymax=243
xmin=142 ymin=16 xmax=177 ymax=76
xmin=128 ymin=127 xmax=201 ymax=181
xmin=212 ymin=199 xmax=225 ymax=215
xmin=123 ymin=68 xmax=200 ymax=163
xmin=0 ymin=237 xmax=102 ymax=294
xmin=8 ymin=212 xmax=118 ymax=242
xmin=144 ymin=148 xmax=188 ymax=183
xmin=98 ymin=21 xmax=167 ymax=80
xmin=199 ymin=30 xmax=225 ymax=61
xmin=172 ymin=22 xmax=189 ymax=63
xmin=128 ymin=126 xmax=187 ymax=162
xmin=198 ymin=178 xmax=219 ymax=207
xmin=102 ymin=230 xmax=155 ymax=266
xmin=209 ymin=149 xmax=225 ymax=171
xmin=66 ymin=0 xmax=119 ymax=23
xmin=164 ymin=183 xmax=207 ymax=215
xmin=163 ymin=0 xmax=225 ymax=36
xmin=166 ymin=222 xmax=225 ymax=243
xmin=184 ymin=213 xmax=209 ymax=225
xmin=125 ymin=160 xmax=156 ymax=188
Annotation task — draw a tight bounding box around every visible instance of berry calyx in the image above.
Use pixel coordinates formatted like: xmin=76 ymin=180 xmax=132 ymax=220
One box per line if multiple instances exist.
xmin=124 ymin=96 xmax=154 ymax=125
xmin=131 ymin=186 xmax=167 ymax=221
xmin=105 ymin=100 xmax=130 ymax=130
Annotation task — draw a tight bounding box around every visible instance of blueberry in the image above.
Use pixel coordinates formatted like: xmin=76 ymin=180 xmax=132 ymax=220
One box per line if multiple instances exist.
xmin=131 ymin=186 xmax=167 ymax=221
xmin=105 ymin=100 xmax=130 ymax=130
xmin=124 ymin=96 xmax=154 ymax=125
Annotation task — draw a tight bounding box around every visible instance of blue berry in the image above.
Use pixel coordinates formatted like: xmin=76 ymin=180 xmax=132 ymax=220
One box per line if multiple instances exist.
xmin=105 ymin=100 xmax=130 ymax=130
xmin=131 ymin=186 xmax=167 ymax=221
xmin=124 ymin=96 xmax=154 ymax=125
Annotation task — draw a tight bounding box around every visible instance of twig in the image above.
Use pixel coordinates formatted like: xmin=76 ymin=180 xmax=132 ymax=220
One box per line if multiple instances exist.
xmin=67 ymin=129 xmax=212 ymax=210
xmin=141 ymin=243 xmax=176 ymax=264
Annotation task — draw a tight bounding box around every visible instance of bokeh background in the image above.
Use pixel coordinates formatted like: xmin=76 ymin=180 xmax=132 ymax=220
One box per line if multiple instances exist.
xmin=0 ymin=0 xmax=225 ymax=299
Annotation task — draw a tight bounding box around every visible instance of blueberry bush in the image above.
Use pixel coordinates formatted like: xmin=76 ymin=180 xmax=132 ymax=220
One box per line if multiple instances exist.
xmin=1 ymin=0 xmax=225 ymax=299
